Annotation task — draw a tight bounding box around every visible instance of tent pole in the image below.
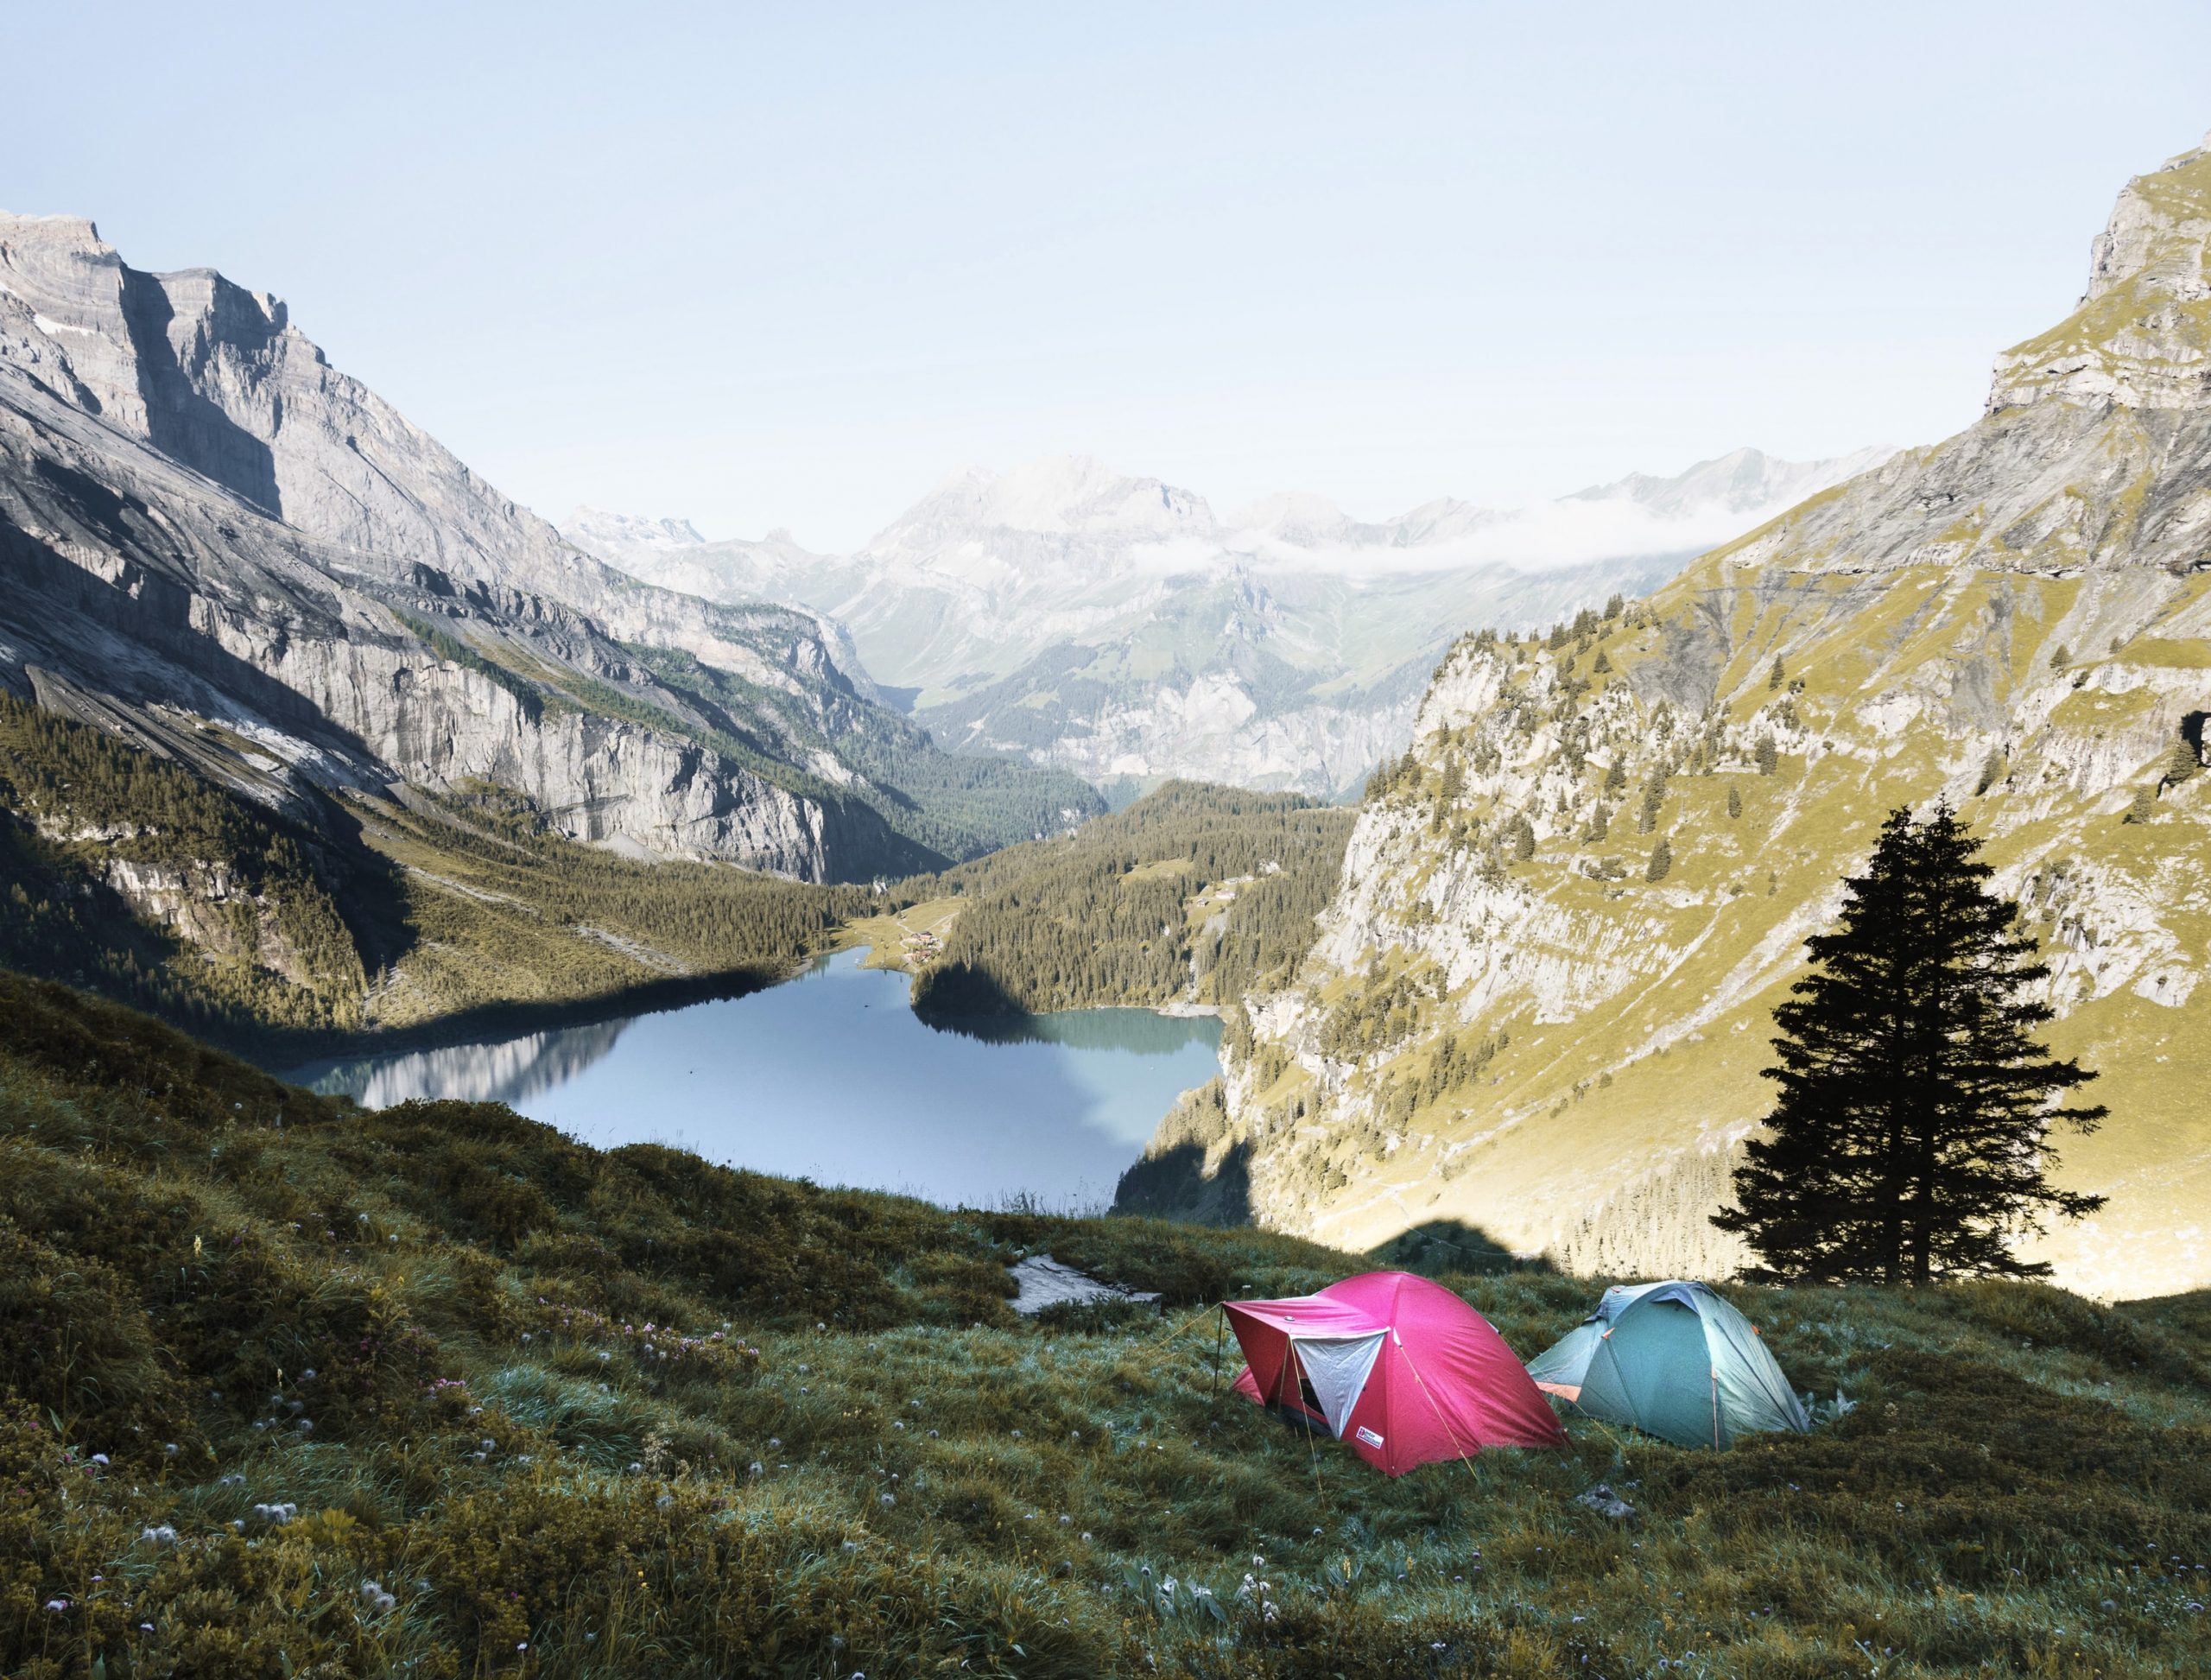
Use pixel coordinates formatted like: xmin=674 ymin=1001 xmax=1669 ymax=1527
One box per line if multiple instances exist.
xmin=1394 ymin=1336 xmax=1482 ymax=1482
xmin=1210 ymin=1309 xmax=1224 ymax=1399
xmin=1302 ymin=1353 xmax=1328 ymax=1515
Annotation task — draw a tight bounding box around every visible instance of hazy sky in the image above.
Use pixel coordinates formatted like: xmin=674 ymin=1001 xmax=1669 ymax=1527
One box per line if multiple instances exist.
xmin=10 ymin=3 xmax=2211 ymax=550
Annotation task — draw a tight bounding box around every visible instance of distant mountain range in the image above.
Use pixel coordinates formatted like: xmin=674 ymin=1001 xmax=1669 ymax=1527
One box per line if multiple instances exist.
xmin=567 ymin=447 xmax=1891 ymax=801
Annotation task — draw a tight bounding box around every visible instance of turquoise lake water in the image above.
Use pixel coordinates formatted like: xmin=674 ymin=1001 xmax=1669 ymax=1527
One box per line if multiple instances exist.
xmin=288 ymin=948 xmax=1222 ymax=1211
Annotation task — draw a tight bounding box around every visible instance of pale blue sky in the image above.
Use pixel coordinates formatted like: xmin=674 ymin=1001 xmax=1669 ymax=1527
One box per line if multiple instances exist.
xmin=9 ymin=3 xmax=2211 ymax=549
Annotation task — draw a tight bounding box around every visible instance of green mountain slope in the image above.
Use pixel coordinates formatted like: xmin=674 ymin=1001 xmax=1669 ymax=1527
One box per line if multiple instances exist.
xmin=2 ymin=973 xmax=2207 ymax=1677
xmin=1163 ymin=130 xmax=2211 ymax=1301
xmin=909 ymin=781 xmax=1357 ymax=1018
xmin=0 ymin=692 xmax=894 ymax=1052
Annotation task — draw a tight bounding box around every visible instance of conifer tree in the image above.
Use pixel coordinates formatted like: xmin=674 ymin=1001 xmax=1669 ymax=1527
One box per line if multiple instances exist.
xmin=1714 ymin=804 xmax=2106 ymax=1284
xmin=2163 ymin=737 xmax=2200 ymax=789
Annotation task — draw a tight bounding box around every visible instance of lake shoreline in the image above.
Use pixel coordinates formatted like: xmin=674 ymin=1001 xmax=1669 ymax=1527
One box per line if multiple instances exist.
xmin=263 ymin=959 xmax=807 ymax=1084
xmin=292 ymin=949 xmax=1227 ymax=1211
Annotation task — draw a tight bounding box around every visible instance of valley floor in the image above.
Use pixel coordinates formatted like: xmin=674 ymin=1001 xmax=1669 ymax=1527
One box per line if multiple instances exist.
xmin=0 ymin=972 xmax=2205 ymax=1678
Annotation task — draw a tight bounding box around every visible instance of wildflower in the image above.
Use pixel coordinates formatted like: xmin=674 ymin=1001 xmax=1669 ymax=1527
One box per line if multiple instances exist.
xmin=1080 ymin=1531 xmax=1092 ymax=1543
xmin=163 ymin=1442 xmax=179 ymax=1456
xmin=91 ymin=1454 xmax=110 ymax=1467
xmin=138 ymin=1524 xmax=179 ymax=1544
xmin=749 ymin=1461 xmax=764 ymax=1475
xmin=656 ymin=1494 xmax=674 ymax=1510
xmin=879 ymin=1493 xmax=896 ymax=1509
xmin=44 ymin=1600 xmax=67 ymax=1613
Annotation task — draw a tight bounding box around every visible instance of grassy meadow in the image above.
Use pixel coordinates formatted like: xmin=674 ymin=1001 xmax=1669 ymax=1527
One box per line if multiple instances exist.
xmin=0 ymin=971 xmax=2205 ymax=1677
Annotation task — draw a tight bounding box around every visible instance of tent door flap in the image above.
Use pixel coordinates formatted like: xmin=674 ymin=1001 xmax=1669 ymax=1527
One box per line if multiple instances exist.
xmin=1285 ymin=1331 xmax=1387 ymax=1439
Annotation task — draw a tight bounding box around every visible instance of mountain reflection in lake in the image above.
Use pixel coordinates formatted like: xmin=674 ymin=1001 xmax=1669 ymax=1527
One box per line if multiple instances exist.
xmin=288 ymin=948 xmax=1222 ymax=1211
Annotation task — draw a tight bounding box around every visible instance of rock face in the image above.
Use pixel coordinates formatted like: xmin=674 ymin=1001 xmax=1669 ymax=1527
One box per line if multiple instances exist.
xmin=571 ymin=450 xmax=1888 ymax=800
xmin=1141 ymin=131 xmax=2211 ymax=1301
xmin=0 ymin=212 xmax=1090 ymax=884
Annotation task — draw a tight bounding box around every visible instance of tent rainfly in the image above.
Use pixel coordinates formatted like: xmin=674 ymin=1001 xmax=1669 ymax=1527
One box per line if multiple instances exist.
xmin=1223 ymin=1271 xmax=1563 ymax=1475
xmin=1524 ymin=1280 xmax=1810 ymax=1449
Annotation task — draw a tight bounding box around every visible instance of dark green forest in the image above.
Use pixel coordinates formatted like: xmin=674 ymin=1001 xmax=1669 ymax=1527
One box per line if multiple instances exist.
xmin=912 ymin=781 xmax=1356 ymax=1016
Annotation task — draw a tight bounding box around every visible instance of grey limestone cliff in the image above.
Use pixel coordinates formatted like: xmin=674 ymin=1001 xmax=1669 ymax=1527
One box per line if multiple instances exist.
xmin=0 ymin=212 xmax=1084 ymax=884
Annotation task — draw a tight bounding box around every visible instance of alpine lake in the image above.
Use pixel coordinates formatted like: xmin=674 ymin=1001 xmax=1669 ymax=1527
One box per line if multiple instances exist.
xmin=285 ymin=948 xmax=1223 ymax=1211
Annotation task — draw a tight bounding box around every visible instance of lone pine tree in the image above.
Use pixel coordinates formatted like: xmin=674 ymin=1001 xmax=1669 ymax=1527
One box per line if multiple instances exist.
xmin=1714 ymin=804 xmax=2106 ymax=1284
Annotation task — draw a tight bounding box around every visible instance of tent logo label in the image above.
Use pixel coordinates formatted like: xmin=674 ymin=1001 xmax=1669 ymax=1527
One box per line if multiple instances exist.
xmin=1354 ymin=1426 xmax=1385 ymax=1448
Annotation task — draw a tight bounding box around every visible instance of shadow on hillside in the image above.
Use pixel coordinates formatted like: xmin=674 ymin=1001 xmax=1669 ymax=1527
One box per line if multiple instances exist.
xmin=1114 ymin=1139 xmax=1251 ymax=1226
xmin=909 ymin=960 xmax=1041 ymax=1041
xmin=1372 ymin=1220 xmax=1555 ymax=1277
xmin=251 ymin=963 xmax=790 ymax=1080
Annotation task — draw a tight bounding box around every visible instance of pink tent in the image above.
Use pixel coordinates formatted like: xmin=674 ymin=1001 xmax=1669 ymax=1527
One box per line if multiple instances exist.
xmin=1224 ymin=1271 xmax=1563 ymax=1475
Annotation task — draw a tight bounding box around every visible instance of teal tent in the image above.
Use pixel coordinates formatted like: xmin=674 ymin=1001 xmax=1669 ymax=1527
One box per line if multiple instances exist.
xmin=1525 ymin=1281 xmax=1809 ymax=1449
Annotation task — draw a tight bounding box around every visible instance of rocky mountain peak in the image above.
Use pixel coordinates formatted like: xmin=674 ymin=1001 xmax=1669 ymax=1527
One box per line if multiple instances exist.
xmin=1230 ymin=491 xmax=1354 ymax=546
xmin=1988 ymin=130 xmax=2211 ymax=412
xmin=1571 ymin=446 xmax=1897 ymax=521
xmin=871 ymin=454 xmax=1217 ymax=553
xmin=564 ymin=506 xmax=706 ymax=552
